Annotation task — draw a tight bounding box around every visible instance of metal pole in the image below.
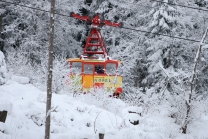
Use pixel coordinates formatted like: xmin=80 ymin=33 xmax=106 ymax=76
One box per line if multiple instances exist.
xmin=45 ymin=0 xmax=55 ymax=138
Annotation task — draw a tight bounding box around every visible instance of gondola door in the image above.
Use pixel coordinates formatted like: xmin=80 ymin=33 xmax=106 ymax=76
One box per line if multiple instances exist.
xmin=83 ymin=63 xmax=94 ymax=90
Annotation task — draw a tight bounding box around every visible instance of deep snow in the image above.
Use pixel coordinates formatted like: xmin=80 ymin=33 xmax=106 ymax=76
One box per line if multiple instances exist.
xmin=0 ymin=80 xmax=208 ymax=139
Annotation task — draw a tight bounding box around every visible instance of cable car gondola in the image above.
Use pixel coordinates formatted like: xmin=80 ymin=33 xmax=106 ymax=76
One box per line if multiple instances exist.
xmin=66 ymin=13 xmax=123 ymax=97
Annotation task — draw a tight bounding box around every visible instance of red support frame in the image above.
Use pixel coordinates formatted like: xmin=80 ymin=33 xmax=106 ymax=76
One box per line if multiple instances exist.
xmin=70 ymin=12 xmax=123 ymax=58
xmin=83 ymin=28 xmax=107 ymax=57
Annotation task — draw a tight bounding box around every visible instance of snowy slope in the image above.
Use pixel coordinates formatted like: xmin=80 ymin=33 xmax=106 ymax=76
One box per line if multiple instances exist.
xmin=0 ymin=81 xmax=130 ymax=139
xmin=0 ymin=80 xmax=208 ymax=139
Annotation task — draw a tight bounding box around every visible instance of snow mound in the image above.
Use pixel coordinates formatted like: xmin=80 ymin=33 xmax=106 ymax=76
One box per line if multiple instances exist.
xmin=128 ymin=113 xmax=140 ymax=123
xmin=0 ymin=100 xmax=12 ymax=112
xmin=0 ymin=122 xmax=10 ymax=134
xmin=11 ymin=76 xmax=30 ymax=84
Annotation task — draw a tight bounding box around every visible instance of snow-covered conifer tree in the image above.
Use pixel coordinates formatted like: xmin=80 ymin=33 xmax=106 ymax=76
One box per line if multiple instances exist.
xmin=0 ymin=51 xmax=6 ymax=85
xmin=95 ymin=0 xmax=111 ymax=14
xmin=0 ymin=5 xmax=6 ymax=50
xmin=148 ymin=0 xmax=177 ymax=34
xmin=194 ymin=0 xmax=208 ymax=7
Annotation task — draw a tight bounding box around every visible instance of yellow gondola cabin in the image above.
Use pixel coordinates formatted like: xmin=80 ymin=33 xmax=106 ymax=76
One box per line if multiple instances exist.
xmin=66 ymin=57 xmax=122 ymax=97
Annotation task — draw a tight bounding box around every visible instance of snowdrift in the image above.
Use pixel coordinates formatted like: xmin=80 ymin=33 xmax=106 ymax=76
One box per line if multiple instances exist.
xmin=0 ymin=80 xmax=208 ymax=139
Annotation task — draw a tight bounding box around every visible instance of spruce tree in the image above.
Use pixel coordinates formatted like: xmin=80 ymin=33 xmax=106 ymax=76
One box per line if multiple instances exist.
xmin=194 ymin=0 xmax=208 ymax=7
xmin=148 ymin=0 xmax=177 ymax=34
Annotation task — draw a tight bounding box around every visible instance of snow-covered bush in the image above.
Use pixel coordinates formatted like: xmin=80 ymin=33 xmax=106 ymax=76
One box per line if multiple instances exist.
xmin=51 ymin=56 xmax=70 ymax=93
xmin=6 ymin=49 xmax=33 ymax=80
xmin=0 ymin=99 xmax=12 ymax=113
xmin=6 ymin=49 xmax=69 ymax=93
xmin=78 ymin=88 xmax=126 ymax=115
xmin=63 ymin=69 xmax=82 ymax=96
xmin=0 ymin=122 xmax=10 ymax=134
xmin=0 ymin=51 xmax=7 ymax=85
xmin=123 ymin=88 xmax=144 ymax=107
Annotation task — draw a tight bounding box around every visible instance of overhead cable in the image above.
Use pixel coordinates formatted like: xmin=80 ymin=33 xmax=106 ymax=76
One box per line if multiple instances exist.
xmin=120 ymin=26 xmax=201 ymax=43
xmin=0 ymin=0 xmax=207 ymax=44
xmin=152 ymin=0 xmax=208 ymax=12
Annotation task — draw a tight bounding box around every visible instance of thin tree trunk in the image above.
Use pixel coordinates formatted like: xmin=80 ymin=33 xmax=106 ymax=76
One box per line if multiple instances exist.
xmin=45 ymin=0 xmax=55 ymax=139
xmin=0 ymin=15 xmax=4 ymax=52
xmin=0 ymin=16 xmax=2 ymax=38
xmin=134 ymin=60 xmax=139 ymax=87
xmin=182 ymin=28 xmax=208 ymax=134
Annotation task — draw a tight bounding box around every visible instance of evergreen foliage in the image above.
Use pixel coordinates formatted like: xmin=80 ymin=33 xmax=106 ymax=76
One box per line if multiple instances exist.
xmin=194 ymin=0 xmax=208 ymax=7
xmin=148 ymin=0 xmax=178 ymax=34
xmin=0 ymin=51 xmax=6 ymax=85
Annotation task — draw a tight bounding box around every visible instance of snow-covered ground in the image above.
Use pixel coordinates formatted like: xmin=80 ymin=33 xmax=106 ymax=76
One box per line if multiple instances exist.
xmin=0 ymin=80 xmax=208 ymax=139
